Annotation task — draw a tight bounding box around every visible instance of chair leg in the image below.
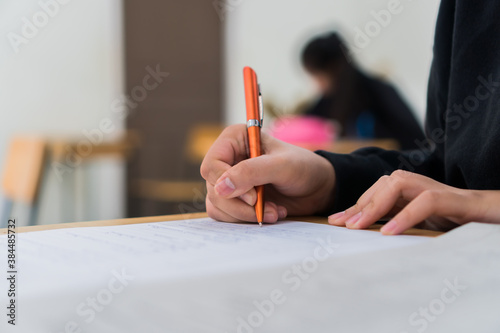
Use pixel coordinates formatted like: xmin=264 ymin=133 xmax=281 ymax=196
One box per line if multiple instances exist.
xmin=0 ymin=199 xmax=13 ymax=229
xmin=27 ymin=203 xmax=39 ymax=227
xmin=27 ymin=156 xmax=49 ymax=226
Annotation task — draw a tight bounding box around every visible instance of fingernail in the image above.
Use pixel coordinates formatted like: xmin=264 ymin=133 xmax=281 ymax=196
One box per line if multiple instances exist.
xmin=239 ymin=193 xmax=254 ymax=206
xmin=328 ymin=211 xmax=345 ymax=223
xmin=381 ymin=220 xmax=398 ymax=235
xmin=278 ymin=207 xmax=287 ymax=220
xmin=215 ymin=177 xmax=235 ymax=196
xmin=345 ymin=212 xmax=362 ymax=227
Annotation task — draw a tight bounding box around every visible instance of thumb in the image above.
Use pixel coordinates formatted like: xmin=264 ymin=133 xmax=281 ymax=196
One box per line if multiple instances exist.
xmin=214 ymin=154 xmax=282 ymax=199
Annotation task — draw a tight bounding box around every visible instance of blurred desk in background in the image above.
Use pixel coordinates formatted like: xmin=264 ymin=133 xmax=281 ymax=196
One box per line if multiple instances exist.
xmin=325 ymin=139 xmax=399 ymax=154
xmin=130 ymin=179 xmax=205 ymax=202
xmin=187 ymin=124 xmax=400 ymax=163
xmin=49 ymin=132 xmax=139 ymax=163
xmin=1 ymin=132 xmax=139 ymax=226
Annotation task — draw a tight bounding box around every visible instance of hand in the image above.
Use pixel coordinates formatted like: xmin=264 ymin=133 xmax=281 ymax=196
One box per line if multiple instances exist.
xmin=200 ymin=124 xmax=336 ymax=223
xmin=328 ymin=170 xmax=500 ymax=234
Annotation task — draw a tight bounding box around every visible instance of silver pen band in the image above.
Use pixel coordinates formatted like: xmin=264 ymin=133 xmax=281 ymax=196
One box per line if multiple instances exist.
xmin=247 ymin=119 xmax=261 ymax=128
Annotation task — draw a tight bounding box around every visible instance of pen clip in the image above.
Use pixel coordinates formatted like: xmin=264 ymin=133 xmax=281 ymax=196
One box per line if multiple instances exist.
xmin=258 ymin=84 xmax=264 ymax=127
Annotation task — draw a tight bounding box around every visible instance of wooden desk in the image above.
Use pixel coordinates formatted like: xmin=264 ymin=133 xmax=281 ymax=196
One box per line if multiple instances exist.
xmin=0 ymin=212 xmax=443 ymax=237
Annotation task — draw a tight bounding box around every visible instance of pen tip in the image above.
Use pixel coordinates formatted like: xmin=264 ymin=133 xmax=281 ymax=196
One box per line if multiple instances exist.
xmin=259 ymin=222 xmax=262 ymax=227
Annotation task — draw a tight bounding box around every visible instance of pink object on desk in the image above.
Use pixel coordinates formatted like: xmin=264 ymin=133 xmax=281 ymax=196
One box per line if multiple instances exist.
xmin=268 ymin=116 xmax=337 ymax=149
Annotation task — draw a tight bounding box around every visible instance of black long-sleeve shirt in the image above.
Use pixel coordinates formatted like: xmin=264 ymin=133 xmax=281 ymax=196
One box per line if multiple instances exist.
xmin=317 ymin=0 xmax=500 ymax=213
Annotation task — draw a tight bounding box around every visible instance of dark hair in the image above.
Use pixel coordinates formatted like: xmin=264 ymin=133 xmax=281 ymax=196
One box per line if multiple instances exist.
xmin=301 ymin=32 xmax=349 ymax=73
xmin=301 ymin=32 xmax=366 ymax=135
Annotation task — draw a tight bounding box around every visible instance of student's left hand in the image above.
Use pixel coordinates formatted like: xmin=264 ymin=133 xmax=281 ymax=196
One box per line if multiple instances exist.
xmin=328 ymin=170 xmax=500 ymax=234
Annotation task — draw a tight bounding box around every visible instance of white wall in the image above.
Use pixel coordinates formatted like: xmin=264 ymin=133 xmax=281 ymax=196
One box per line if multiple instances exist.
xmin=224 ymin=0 xmax=441 ymax=125
xmin=0 ymin=0 xmax=125 ymax=224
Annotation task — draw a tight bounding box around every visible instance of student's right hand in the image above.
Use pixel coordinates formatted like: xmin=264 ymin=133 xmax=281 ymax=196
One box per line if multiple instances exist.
xmin=200 ymin=124 xmax=336 ymax=223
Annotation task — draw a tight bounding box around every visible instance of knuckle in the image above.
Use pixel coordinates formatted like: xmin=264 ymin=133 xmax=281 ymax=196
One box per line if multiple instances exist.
xmin=391 ymin=169 xmax=412 ymax=179
xmin=420 ymin=190 xmax=441 ymax=203
xmin=206 ymin=190 xmax=218 ymax=205
xmin=200 ymin=162 xmax=210 ymax=180
xmin=222 ymin=124 xmax=245 ymax=137
xmin=363 ymin=199 xmax=380 ymax=220
xmin=221 ymin=125 xmax=235 ymax=136
xmin=385 ymin=174 xmax=401 ymax=190
xmin=355 ymin=194 xmax=370 ymax=209
xmin=364 ymin=199 xmax=376 ymax=211
xmin=230 ymin=161 xmax=250 ymax=180
xmin=206 ymin=198 xmax=217 ymax=218
xmin=376 ymin=175 xmax=391 ymax=186
xmin=206 ymin=197 xmax=229 ymax=222
xmin=206 ymin=208 xmax=215 ymax=220
xmin=380 ymin=175 xmax=391 ymax=181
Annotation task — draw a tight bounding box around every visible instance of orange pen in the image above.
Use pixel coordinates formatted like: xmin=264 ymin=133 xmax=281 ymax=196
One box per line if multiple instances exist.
xmin=243 ymin=67 xmax=264 ymax=226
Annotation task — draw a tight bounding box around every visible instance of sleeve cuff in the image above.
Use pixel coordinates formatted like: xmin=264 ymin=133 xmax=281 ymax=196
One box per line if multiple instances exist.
xmin=315 ymin=149 xmax=393 ymax=215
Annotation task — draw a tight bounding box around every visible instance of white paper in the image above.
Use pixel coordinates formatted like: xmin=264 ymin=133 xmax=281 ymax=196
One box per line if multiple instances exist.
xmin=0 ymin=217 xmax=431 ymax=332
xmin=1 ymin=218 xmax=429 ymax=291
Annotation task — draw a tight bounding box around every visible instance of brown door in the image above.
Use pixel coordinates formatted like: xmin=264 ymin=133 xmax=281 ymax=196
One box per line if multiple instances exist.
xmin=124 ymin=1 xmax=222 ymax=217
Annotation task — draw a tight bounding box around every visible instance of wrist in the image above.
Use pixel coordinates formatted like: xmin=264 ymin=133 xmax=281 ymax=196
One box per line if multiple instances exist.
xmin=313 ymin=153 xmax=337 ymax=215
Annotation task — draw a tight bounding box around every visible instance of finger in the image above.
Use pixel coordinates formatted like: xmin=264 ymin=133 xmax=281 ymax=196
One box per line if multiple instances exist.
xmin=214 ymin=154 xmax=291 ymax=199
xmin=263 ymin=202 xmax=280 ymax=223
xmin=206 ymin=196 xmax=282 ymax=224
xmin=206 ymin=196 xmax=243 ymax=223
xmin=355 ymin=175 xmax=390 ymax=207
xmin=200 ymin=124 xmax=249 ymax=185
xmin=348 ymin=175 xmax=409 ymax=229
xmin=380 ymin=190 xmax=469 ymax=235
xmin=353 ymin=171 xmax=452 ymax=229
xmin=204 ymin=161 xmax=231 ymax=186
xmin=208 ymin=184 xmax=258 ymax=222
xmin=333 ymin=170 xmax=444 ymax=229
xmin=239 ymin=188 xmax=258 ymax=206
xmin=277 ymin=205 xmax=288 ymax=220
xmin=329 ymin=174 xmax=395 ymax=227
xmin=208 ymin=184 xmax=280 ymax=223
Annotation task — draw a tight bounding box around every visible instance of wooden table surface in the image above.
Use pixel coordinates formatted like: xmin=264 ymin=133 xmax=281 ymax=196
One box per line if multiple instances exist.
xmin=0 ymin=213 xmax=443 ymax=237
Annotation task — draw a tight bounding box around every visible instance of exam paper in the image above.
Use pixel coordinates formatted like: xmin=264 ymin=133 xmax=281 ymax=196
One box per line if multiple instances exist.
xmin=0 ymin=218 xmax=430 ymax=332
xmin=1 ymin=218 xmax=428 ymax=292
xmin=122 ymin=222 xmax=499 ymax=333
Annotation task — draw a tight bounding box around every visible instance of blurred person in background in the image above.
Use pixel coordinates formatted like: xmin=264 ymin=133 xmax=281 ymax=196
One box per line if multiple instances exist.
xmin=302 ymin=32 xmax=426 ymax=150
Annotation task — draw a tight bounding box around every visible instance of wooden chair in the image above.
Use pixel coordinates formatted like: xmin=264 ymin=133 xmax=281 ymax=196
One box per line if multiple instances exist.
xmin=47 ymin=131 xmax=139 ymax=223
xmin=1 ymin=137 xmax=47 ymax=227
